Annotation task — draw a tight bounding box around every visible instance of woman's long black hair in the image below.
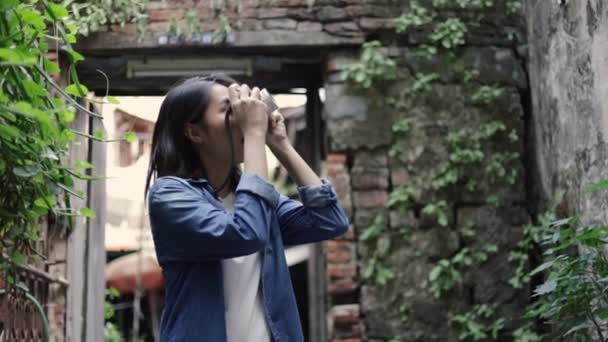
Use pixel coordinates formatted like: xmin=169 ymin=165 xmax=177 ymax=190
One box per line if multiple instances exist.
xmin=144 ymin=74 xmax=241 ymax=199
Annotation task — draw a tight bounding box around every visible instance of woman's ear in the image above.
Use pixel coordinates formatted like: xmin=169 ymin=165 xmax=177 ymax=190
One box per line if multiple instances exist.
xmin=185 ymin=123 xmax=205 ymax=144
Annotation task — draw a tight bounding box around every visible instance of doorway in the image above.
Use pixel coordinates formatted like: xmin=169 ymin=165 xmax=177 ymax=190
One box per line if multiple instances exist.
xmin=78 ymin=48 xmax=329 ymax=341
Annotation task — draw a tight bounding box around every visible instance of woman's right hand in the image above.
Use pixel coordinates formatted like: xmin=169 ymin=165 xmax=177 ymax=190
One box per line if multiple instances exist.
xmin=228 ymin=83 xmax=268 ymax=136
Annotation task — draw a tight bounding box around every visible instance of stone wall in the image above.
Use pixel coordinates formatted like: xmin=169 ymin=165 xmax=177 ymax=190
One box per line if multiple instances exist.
xmin=527 ymin=0 xmax=608 ymax=225
xmin=323 ymin=45 xmax=530 ymax=340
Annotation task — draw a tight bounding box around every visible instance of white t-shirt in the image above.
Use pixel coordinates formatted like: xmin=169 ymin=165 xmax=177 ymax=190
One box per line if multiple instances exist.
xmin=219 ymin=192 xmax=272 ymax=342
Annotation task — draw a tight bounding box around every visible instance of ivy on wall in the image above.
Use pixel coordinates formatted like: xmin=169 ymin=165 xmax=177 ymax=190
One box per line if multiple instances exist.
xmin=0 ymin=0 xmax=134 ymax=286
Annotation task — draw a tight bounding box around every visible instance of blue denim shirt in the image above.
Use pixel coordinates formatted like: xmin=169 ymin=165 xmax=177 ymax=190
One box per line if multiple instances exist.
xmin=147 ymin=172 xmax=349 ymax=342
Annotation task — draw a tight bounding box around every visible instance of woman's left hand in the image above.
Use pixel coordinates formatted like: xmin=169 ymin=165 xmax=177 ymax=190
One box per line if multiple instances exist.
xmin=266 ymin=110 xmax=290 ymax=151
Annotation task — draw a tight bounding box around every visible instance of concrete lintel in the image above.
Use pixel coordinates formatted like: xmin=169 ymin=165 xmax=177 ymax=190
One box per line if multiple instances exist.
xmin=75 ymin=30 xmax=364 ymax=51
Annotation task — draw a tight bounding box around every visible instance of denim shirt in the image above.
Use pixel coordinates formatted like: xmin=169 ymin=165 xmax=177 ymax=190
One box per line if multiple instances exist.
xmin=147 ymin=172 xmax=350 ymax=342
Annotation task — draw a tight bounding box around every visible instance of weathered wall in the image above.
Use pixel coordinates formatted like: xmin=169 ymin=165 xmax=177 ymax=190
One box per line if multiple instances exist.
xmin=527 ymin=0 xmax=608 ymax=225
xmin=323 ymin=47 xmax=530 ymax=340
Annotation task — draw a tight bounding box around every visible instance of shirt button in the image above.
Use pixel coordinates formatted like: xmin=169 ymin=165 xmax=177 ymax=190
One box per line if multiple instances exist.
xmin=266 ymin=246 xmax=273 ymax=253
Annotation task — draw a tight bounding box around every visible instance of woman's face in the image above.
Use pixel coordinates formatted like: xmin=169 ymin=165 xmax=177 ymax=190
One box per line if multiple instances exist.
xmin=194 ymin=83 xmax=245 ymax=163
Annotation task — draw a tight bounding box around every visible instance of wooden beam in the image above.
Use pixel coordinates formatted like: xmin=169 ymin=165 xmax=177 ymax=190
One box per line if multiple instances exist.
xmin=85 ymin=113 xmax=107 ymax=342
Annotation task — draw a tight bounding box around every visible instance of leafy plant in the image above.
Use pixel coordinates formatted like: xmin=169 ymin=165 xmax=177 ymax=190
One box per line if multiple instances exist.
xmin=58 ymin=0 xmax=148 ymax=37
xmin=104 ymin=287 xmax=121 ymax=342
xmin=341 ymin=41 xmax=397 ymax=89
xmin=429 ymin=245 xmax=498 ymax=298
xmin=213 ymin=14 xmax=232 ymax=44
xmin=525 ymin=217 xmax=608 ymax=340
xmin=0 ymin=0 xmax=132 ymax=283
xmin=395 ymin=1 xmax=434 ymax=34
xmin=451 ymin=303 xmax=505 ymax=341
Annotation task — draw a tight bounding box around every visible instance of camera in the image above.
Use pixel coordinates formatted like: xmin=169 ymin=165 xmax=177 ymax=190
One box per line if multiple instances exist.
xmin=261 ymin=88 xmax=279 ymax=115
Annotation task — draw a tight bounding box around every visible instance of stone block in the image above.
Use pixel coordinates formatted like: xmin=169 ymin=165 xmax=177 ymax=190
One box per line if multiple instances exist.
xmin=324 ymin=83 xmax=393 ymax=150
xmin=353 ymin=190 xmax=388 ymax=209
xmin=390 ymin=167 xmax=411 ymax=187
xmin=286 ymin=8 xmax=316 ymax=20
xmin=257 ymin=7 xmax=288 ymax=19
xmin=354 ymin=208 xmax=384 ymax=228
xmin=351 ymin=167 xmax=389 ymax=190
xmin=236 ymin=19 xmax=264 ymax=31
xmin=297 ymin=21 xmax=322 ymax=31
xmin=316 ymin=6 xmax=349 ymax=22
xmin=324 ymin=22 xmax=363 ymax=37
xmin=345 ymin=4 xmax=396 ymax=17
xmin=353 ymin=149 xmax=388 ymax=168
xmin=263 ymin=18 xmax=298 ymax=30
xmin=358 ymin=17 xmax=396 ymax=30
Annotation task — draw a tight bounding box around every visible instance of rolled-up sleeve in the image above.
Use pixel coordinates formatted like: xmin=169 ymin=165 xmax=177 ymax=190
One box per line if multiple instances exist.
xmin=148 ymin=174 xmax=279 ymax=262
xmin=277 ymin=179 xmax=350 ymax=246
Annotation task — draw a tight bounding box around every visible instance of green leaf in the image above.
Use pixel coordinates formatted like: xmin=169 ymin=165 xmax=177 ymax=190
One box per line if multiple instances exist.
xmin=533 ymin=279 xmax=557 ymax=296
xmin=47 ymin=3 xmax=69 ymax=19
xmin=34 ymin=196 xmax=56 ymax=209
xmin=65 ymin=84 xmax=89 ymax=97
xmin=94 ymin=129 xmax=106 ymax=140
xmin=65 ymin=49 xmax=84 ymax=63
xmin=0 ymin=0 xmax=18 ymax=10
xmin=23 ymin=80 xmax=47 ymax=97
xmin=41 ymin=148 xmax=59 ymax=160
xmin=107 ymin=96 xmax=120 ymax=104
xmin=429 ymin=265 xmax=442 ymax=281
xmin=13 ymin=165 xmax=39 ymax=177
xmin=124 ymin=132 xmax=137 ymax=143
xmin=0 ymin=48 xmax=35 ymax=66
xmin=80 ymin=207 xmax=97 ymax=218
xmin=18 ymin=8 xmax=46 ymax=30
xmin=0 ymin=124 xmax=20 ymax=139
xmin=75 ymin=161 xmax=94 ymax=169
xmin=108 ymin=287 xmax=120 ymax=298
xmin=585 ymin=179 xmax=608 ymax=193
xmin=10 ymin=251 xmax=25 ymax=265
xmin=43 ymin=57 xmax=60 ymax=73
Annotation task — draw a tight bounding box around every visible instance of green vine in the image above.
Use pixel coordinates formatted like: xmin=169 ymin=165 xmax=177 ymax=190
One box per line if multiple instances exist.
xmin=345 ymin=0 xmax=528 ymax=339
xmin=57 ymin=0 xmax=148 ymax=38
xmin=0 ymin=0 xmax=133 ymax=285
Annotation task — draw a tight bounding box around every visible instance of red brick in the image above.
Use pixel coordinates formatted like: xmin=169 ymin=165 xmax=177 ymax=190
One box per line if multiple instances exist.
xmin=327 ymin=153 xmax=347 ymax=163
xmin=109 ymin=24 xmax=136 ymax=35
xmin=146 ymin=22 xmax=168 ymax=32
xmin=353 ymin=190 xmax=388 ymax=209
xmin=327 ymin=264 xmax=356 ymax=278
xmin=329 ymin=278 xmax=356 ymax=295
xmin=327 ymin=250 xmax=352 ymax=264
xmin=333 ymin=226 xmax=355 ymax=240
xmin=149 ymin=9 xmax=184 ymax=21
xmin=330 ymin=304 xmax=360 ymax=323
xmin=239 ymin=8 xmax=258 ymax=18
xmin=325 ymin=163 xmax=345 ymax=177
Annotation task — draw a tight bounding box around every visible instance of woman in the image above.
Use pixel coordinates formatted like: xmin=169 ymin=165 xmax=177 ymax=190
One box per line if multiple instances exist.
xmin=145 ymin=74 xmax=349 ymax=342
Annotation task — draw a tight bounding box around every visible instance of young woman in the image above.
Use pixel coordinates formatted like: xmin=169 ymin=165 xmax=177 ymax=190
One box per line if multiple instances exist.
xmin=145 ymin=74 xmax=349 ymax=342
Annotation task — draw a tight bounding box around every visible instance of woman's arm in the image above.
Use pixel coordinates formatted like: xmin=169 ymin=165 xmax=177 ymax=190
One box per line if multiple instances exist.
xmin=267 ymin=111 xmax=349 ymax=245
xmin=148 ymin=174 xmax=279 ymax=262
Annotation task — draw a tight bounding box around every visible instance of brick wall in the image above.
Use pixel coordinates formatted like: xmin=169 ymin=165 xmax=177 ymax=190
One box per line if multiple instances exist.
xmin=322 ymin=153 xmax=361 ymax=341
